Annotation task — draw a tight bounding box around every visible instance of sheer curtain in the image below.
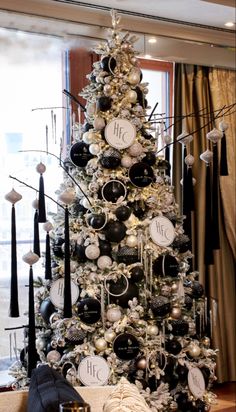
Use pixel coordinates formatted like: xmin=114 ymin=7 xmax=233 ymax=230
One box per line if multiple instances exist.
xmin=173 ymin=63 xmax=236 ymax=382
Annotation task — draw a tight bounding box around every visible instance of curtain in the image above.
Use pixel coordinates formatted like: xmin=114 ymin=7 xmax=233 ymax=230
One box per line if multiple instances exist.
xmin=173 ymin=64 xmax=236 ymax=383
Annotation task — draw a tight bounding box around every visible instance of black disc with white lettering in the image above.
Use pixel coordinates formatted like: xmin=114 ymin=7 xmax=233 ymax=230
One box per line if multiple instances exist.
xmin=113 ymin=333 xmax=140 ymax=360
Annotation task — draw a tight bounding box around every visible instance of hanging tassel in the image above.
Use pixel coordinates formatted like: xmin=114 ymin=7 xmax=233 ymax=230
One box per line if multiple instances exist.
xmin=33 ymin=209 xmax=40 ymax=257
xmin=5 ymin=189 xmax=22 ymax=317
xmin=212 ymin=144 xmax=220 ymax=249
xmin=164 ymin=134 xmax=171 ymax=177
xmin=36 ymin=162 xmax=47 ymax=223
xmin=219 ymin=121 xmax=229 ymax=176
xmin=63 ymin=205 xmax=72 ymax=318
xmin=43 ymin=222 xmax=53 ymax=280
xmin=205 ymin=163 xmax=214 ymax=265
xmin=22 ymin=251 xmax=39 ymax=377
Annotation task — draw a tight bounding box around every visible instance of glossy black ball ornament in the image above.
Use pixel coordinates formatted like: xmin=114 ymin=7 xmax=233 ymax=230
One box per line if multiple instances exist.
xmin=110 ymin=282 xmax=139 ymax=308
xmin=191 ymin=281 xmax=204 ymax=298
xmin=105 ymin=220 xmax=126 ymax=243
xmin=70 ymin=142 xmax=93 ymax=167
xmin=142 ymin=151 xmax=156 ymax=166
xmin=130 ymin=266 xmax=144 ymax=283
xmin=40 ymin=298 xmax=55 ymax=323
xmin=113 ymin=333 xmax=140 ymax=360
xmin=99 ymin=239 xmax=112 ymax=256
xmin=115 ymin=205 xmax=131 ymax=221
xmin=88 ymin=213 xmax=106 ymax=230
xmin=166 ymin=338 xmax=182 ymax=355
xmin=77 ymin=298 xmax=101 ymax=324
xmin=97 ymin=96 xmax=112 ymax=112
xmin=150 ymin=295 xmax=170 ymax=317
xmin=53 ymin=237 xmax=64 ymax=258
xmin=129 ymin=162 xmax=154 ymax=187
xmin=100 ymin=148 xmax=121 ymax=169
xmin=129 ymin=200 xmax=147 ymax=218
xmin=172 ymin=234 xmax=191 ymax=253
xmin=153 ymin=255 xmax=179 ymax=278
xmin=102 ymin=180 xmax=127 ymax=203
xmin=75 ymin=244 xmax=87 ymax=262
xmin=101 ymin=55 xmax=116 ymax=73
xmin=116 ymin=246 xmax=139 ymax=265
xmin=170 ymin=319 xmax=189 ymax=336
xmin=176 ymin=364 xmax=189 ymax=382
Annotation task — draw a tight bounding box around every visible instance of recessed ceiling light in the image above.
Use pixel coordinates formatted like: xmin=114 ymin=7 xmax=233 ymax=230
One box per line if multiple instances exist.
xmin=148 ymin=38 xmax=157 ymax=44
xmin=224 ymin=22 xmax=235 ymax=27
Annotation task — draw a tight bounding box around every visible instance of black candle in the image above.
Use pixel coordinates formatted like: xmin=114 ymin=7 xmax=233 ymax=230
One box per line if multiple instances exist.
xmin=63 ymin=206 xmax=72 ymax=318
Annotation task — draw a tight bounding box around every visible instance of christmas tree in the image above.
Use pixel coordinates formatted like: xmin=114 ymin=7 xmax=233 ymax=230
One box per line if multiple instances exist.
xmin=9 ymin=10 xmax=217 ymax=411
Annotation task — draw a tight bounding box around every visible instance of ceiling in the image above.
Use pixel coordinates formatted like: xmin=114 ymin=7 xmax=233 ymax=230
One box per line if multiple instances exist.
xmin=0 ymin=0 xmax=235 ymax=68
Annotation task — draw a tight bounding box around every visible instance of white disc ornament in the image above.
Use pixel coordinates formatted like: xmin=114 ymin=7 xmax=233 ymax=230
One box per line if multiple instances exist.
xmin=78 ymin=355 xmax=110 ymax=386
xmin=105 ymin=118 xmax=136 ymax=149
xmin=149 ymin=216 xmax=175 ymax=247
xmin=85 ymin=244 xmax=100 ymax=260
xmin=50 ymin=278 xmax=79 ymax=309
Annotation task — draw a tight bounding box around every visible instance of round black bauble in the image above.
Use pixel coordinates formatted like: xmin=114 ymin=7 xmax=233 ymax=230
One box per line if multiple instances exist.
xmin=70 ymin=141 xmax=93 ymax=168
xmin=115 ymin=205 xmax=131 ymax=221
xmin=40 ymin=298 xmax=55 ymax=323
xmin=150 ymin=295 xmax=170 ymax=317
xmin=170 ymin=319 xmax=189 ymax=336
xmin=184 ymin=294 xmax=193 ymax=310
xmin=191 ymin=281 xmax=204 ymax=298
xmin=97 ymin=96 xmax=112 ymax=112
xmin=172 ymin=234 xmax=191 ymax=253
xmin=142 ymin=151 xmax=156 ymax=166
xmin=153 ymin=255 xmax=179 ymax=278
xmin=53 ymin=237 xmax=64 ymax=258
xmin=88 ymin=213 xmax=106 ymax=230
xmin=102 ymin=180 xmax=127 ymax=203
xmin=166 ymin=338 xmax=182 ymax=355
xmin=100 ymin=148 xmax=121 ymax=169
xmin=130 ymin=266 xmax=144 ymax=283
xmin=116 ymin=246 xmax=139 ymax=265
xmin=176 ymin=364 xmax=189 ymax=382
xmin=113 ymin=333 xmax=140 ymax=360
xmin=156 ymin=158 xmax=170 ymax=172
xmin=105 ymin=220 xmax=126 ymax=243
xmin=129 ymin=162 xmax=154 ymax=187
xmin=101 ymin=55 xmax=116 ymax=73
xmin=110 ymin=282 xmax=139 ymax=308
xmin=83 ymin=122 xmax=93 ymax=132
xmin=99 ymin=239 xmax=112 ymax=256
xmin=75 ymin=244 xmax=87 ymax=262
xmin=135 ymin=86 xmax=144 ymax=106
xmin=77 ymin=298 xmax=101 ymax=324
xmin=176 ymin=393 xmax=192 ymax=411
xmin=128 ymin=200 xmax=147 ymax=218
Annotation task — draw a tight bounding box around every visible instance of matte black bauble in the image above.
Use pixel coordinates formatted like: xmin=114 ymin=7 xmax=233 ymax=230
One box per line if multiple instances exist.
xmin=40 ymin=298 xmax=55 ymax=323
xmin=170 ymin=319 xmax=189 ymax=336
xmin=191 ymin=281 xmax=204 ymax=298
xmin=115 ymin=205 xmax=131 ymax=221
xmin=166 ymin=338 xmax=182 ymax=355
xmin=150 ymin=295 xmax=170 ymax=317
xmin=101 ymin=55 xmax=116 ymax=72
xmin=105 ymin=220 xmax=126 ymax=243
xmin=130 ymin=266 xmax=144 ymax=283
xmin=88 ymin=213 xmax=106 ymax=230
xmin=100 ymin=148 xmax=121 ymax=169
xmin=97 ymin=96 xmax=112 ymax=112
xmin=98 ymin=239 xmax=112 ymax=256
xmin=75 ymin=244 xmax=87 ymax=262
xmin=142 ymin=151 xmax=156 ymax=166
xmin=70 ymin=141 xmax=93 ymax=167
xmin=129 ymin=162 xmax=154 ymax=187
xmin=113 ymin=333 xmax=140 ymax=360
xmin=116 ymin=246 xmax=139 ymax=265
xmin=153 ymin=255 xmax=179 ymax=278
xmin=102 ymin=180 xmax=127 ymax=203
xmin=77 ymin=298 xmax=101 ymax=324
xmin=176 ymin=364 xmax=189 ymax=382
xmin=110 ymin=282 xmax=139 ymax=308
xmin=128 ymin=200 xmax=147 ymax=218
xmin=53 ymin=237 xmax=64 ymax=258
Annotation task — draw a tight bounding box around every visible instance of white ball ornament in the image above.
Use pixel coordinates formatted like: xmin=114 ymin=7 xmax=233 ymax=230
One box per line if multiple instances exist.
xmin=81 ymin=197 xmax=92 ymax=210
xmin=89 ymin=143 xmax=100 ymax=155
xmin=126 ymin=90 xmax=137 ymax=104
xmin=46 ymin=350 xmax=61 ymax=363
xmin=32 ymin=198 xmax=39 ymax=209
xmin=188 ymin=343 xmax=201 ymax=358
xmin=85 ymin=244 xmax=100 ymax=260
xmin=121 ymin=155 xmax=133 ymax=168
xmin=36 ymin=162 xmax=46 ymax=174
xmin=104 ymin=329 xmax=116 ymax=343
xmin=93 ymin=117 xmax=105 ymax=130
xmin=43 ymin=221 xmax=53 ymax=232
xmin=97 ymin=255 xmax=112 ymax=270
xmin=126 ymin=235 xmax=138 ymax=247
xmin=147 ymin=324 xmax=159 ymax=336
xmin=106 ymin=306 xmax=122 ymax=322
xmin=128 ymin=142 xmax=143 ymax=157
xmin=82 ymin=131 xmax=95 ymax=144
xmin=219 ymin=120 xmax=228 ymax=132
xmin=58 ymin=190 xmax=75 ymax=205
xmin=94 ymin=338 xmax=107 ymax=352
xmin=185 ymin=154 xmax=195 ymax=166
xmin=36 ymin=337 xmax=46 ymax=351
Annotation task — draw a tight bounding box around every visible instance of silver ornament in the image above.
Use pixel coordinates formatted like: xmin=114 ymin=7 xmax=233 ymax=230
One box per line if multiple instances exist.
xmin=85 ymin=244 xmax=100 ymax=260
xmin=94 ymin=338 xmax=107 ymax=352
xmin=106 ymin=306 xmax=122 ymax=322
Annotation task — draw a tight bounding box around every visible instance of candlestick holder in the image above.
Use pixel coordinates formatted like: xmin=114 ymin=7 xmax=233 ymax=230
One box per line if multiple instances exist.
xmin=59 ymin=401 xmax=91 ymax=412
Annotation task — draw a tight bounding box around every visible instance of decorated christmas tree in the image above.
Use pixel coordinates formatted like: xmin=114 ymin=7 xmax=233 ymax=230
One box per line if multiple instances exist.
xmin=8 ymin=10 xmax=218 ymax=412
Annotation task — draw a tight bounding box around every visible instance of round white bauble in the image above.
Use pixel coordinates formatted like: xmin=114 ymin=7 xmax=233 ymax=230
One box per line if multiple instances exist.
xmin=128 ymin=142 xmax=143 ymax=157
xmin=185 ymin=154 xmax=195 ymax=166
xmin=128 ymin=70 xmax=141 ymax=85
xmin=58 ymin=189 xmax=75 ymax=205
xmin=219 ymin=120 xmax=228 ymax=132
xmin=43 ymin=221 xmax=53 ymax=232
xmin=126 ymin=234 xmax=138 ymax=247
xmin=46 ymin=350 xmax=61 ymax=363
xmin=89 ymin=143 xmax=100 ymax=155
xmin=121 ymin=155 xmax=133 ymax=168
xmin=126 ymin=90 xmax=137 ymax=104
xmin=188 ymin=343 xmax=201 ymax=358
xmin=94 ymin=338 xmax=107 ymax=352
xmin=104 ymin=329 xmax=116 ymax=343
xmin=80 ymin=197 xmax=92 ymax=210
xmin=93 ymin=117 xmax=105 ymax=130
xmin=97 ymin=255 xmax=112 ymax=270
xmin=36 ymin=337 xmax=46 ymax=351
xmin=32 ymin=198 xmax=39 ymax=209
xmin=147 ymin=324 xmax=159 ymax=336
xmin=36 ymin=162 xmax=46 ymax=174
xmin=82 ymin=131 xmax=95 ymax=144
xmin=106 ymin=306 xmax=122 ymax=322
xmin=85 ymin=244 xmax=100 ymax=260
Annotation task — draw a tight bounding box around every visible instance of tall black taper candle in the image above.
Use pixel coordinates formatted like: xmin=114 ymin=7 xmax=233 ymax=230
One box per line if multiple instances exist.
xmin=43 ymin=221 xmax=53 ymax=280
xmin=219 ymin=120 xmax=229 ymax=176
xmin=5 ymin=189 xmax=22 ymax=317
xmin=33 ymin=209 xmax=40 ymax=257
xmin=36 ymin=162 xmax=47 ymax=223
xmin=212 ymin=143 xmax=220 ymax=249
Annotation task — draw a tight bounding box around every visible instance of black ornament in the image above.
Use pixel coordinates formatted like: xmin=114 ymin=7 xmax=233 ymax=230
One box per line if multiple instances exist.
xmin=77 ymin=298 xmax=101 ymax=325
xmin=153 ymin=255 xmax=179 ymax=278
xmin=115 ymin=205 xmax=131 ymax=221
xmin=72 ymin=201 xmax=87 ymax=216
xmin=102 ymin=180 xmax=127 ymax=203
xmin=166 ymin=338 xmax=182 ymax=355
xmin=193 ymin=400 xmax=207 ymax=412
xmin=135 ymin=86 xmax=145 ymax=106
xmin=53 ymin=237 xmax=64 ymax=258
xmin=88 ymin=213 xmax=106 ymax=230
xmin=98 ymin=239 xmax=112 ymax=256
xmin=130 ymin=266 xmax=144 ymax=283
xmin=113 ymin=333 xmax=140 ymax=360
xmin=97 ymin=96 xmax=112 ymax=112
xmin=110 ymin=282 xmax=139 ymax=308
xmin=129 ymin=200 xmax=147 ymax=218
xmin=75 ymin=244 xmax=87 ymax=262
xmin=101 ymin=55 xmax=116 ymax=72
xmin=201 ymin=367 xmax=210 ymax=387
xmin=105 ymin=220 xmax=126 ymax=243
xmin=70 ymin=142 xmax=93 ymax=167
xmin=156 ymin=158 xmax=170 ymax=173
xmin=170 ymin=319 xmax=189 ymax=336
xmin=141 ymin=128 xmax=153 ymax=140
xmin=184 ymin=294 xmax=193 ymax=310
xmin=150 ymin=295 xmax=170 ymax=317
xmin=176 ymin=364 xmax=189 ymax=382
xmin=100 ymin=148 xmax=121 ymax=169
xmin=40 ymin=298 xmax=55 ymax=323
xmin=116 ymin=246 xmax=139 ymax=265
xmin=191 ymin=281 xmax=204 ymax=298
xmin=65 ymin=327 xmax=87 ymax=345
xmin=83 ymin=122 xmax=93 ymax=132
xmin=129 ymin=162 xmax=154 ymax=187
xmin=176 ymin=393 xmax=192 ymax=411
xmin=172 ymin=234 xmax=191 ymax=253
xmin=142 ymin=151 xmax=156 ymax=166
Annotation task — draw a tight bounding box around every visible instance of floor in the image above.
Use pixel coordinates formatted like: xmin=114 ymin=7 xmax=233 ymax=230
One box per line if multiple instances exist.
xmin=212 ymin=382 xmax=236 ymax=412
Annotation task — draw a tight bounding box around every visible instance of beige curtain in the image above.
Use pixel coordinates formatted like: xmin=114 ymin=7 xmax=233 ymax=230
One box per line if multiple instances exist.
xmin=173 ymin=64 xmax=236 ymax=383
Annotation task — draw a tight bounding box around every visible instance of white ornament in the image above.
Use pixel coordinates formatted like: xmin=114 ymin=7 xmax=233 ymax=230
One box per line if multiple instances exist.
xmin=164 ymin=134 xmax=172 ymax=145
xmin=126 ymin=90 xmax=137 ymax=103
xmin=76 ymin=182 xmax=88 ymax=198
xmin=36 ymin=162 xmax=46 ymax=174
xmin=105 ymin=118 xmax=136 ymax=150
xmin=94 ymin=338 xmax=107 ymax=352
xmin=149 ymin=216 xmax=175 ymax=247
xmin=81 ymin=197 xmax=92 ymax=210
xmin=97 ymin=255 xmax=112 ymax=270
xmin=89 ymin=143 xmax=100 ymax=155
xmin=128 ymin=142 xmax=143 ymax=157
xmin=58 ymin=189 xmax=75 ymax=205
xmin=200 ymin=149 xmax=213 ymax=164
xmin=126 ymin=235 xmax=138 ymax=247
xmin=188 ymin=367 xmax=206 ymax=399
xmin=85 ymin=244 xmax=100 ymax=260
xmin=22 ymin=250 xmax=39 ymax=265
xmin=127 ymin=69 xmax=141 ymax=85
xmin=32 ymin=198 xmax=39 ymax=209
xmin=121 ymin=155 xmax=133 ymax=168
xmin=46 ymin=350 xmax=61 ymax=363
xmin=206 ymin=128 xmax=223 ymax=143
xmin=5 ymin=188 xmax=22 ymax=204
xmin=106 ymin=306 xmax=122 ymax=322
xmin=43 ymin=221 xmax=53 ymax=232
xmin=219 ymin=120 xmax=228 ymax=132
xmin=104 ymin=329 xmax=116 ymax=343
xmin=147 ymin=324 xmax=159 ymax=336
xmin=185 ymin=154 xmax=195 ymax=166
xmin=77 ymin=356 xmax=110 ymax=386
xmin=82 ymin=131 xmax=95 ymax=144
xmin=177 ymin=131 xmax=193 ymax=145
xmin=93 ymin=117 xmax=105 ymax=130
